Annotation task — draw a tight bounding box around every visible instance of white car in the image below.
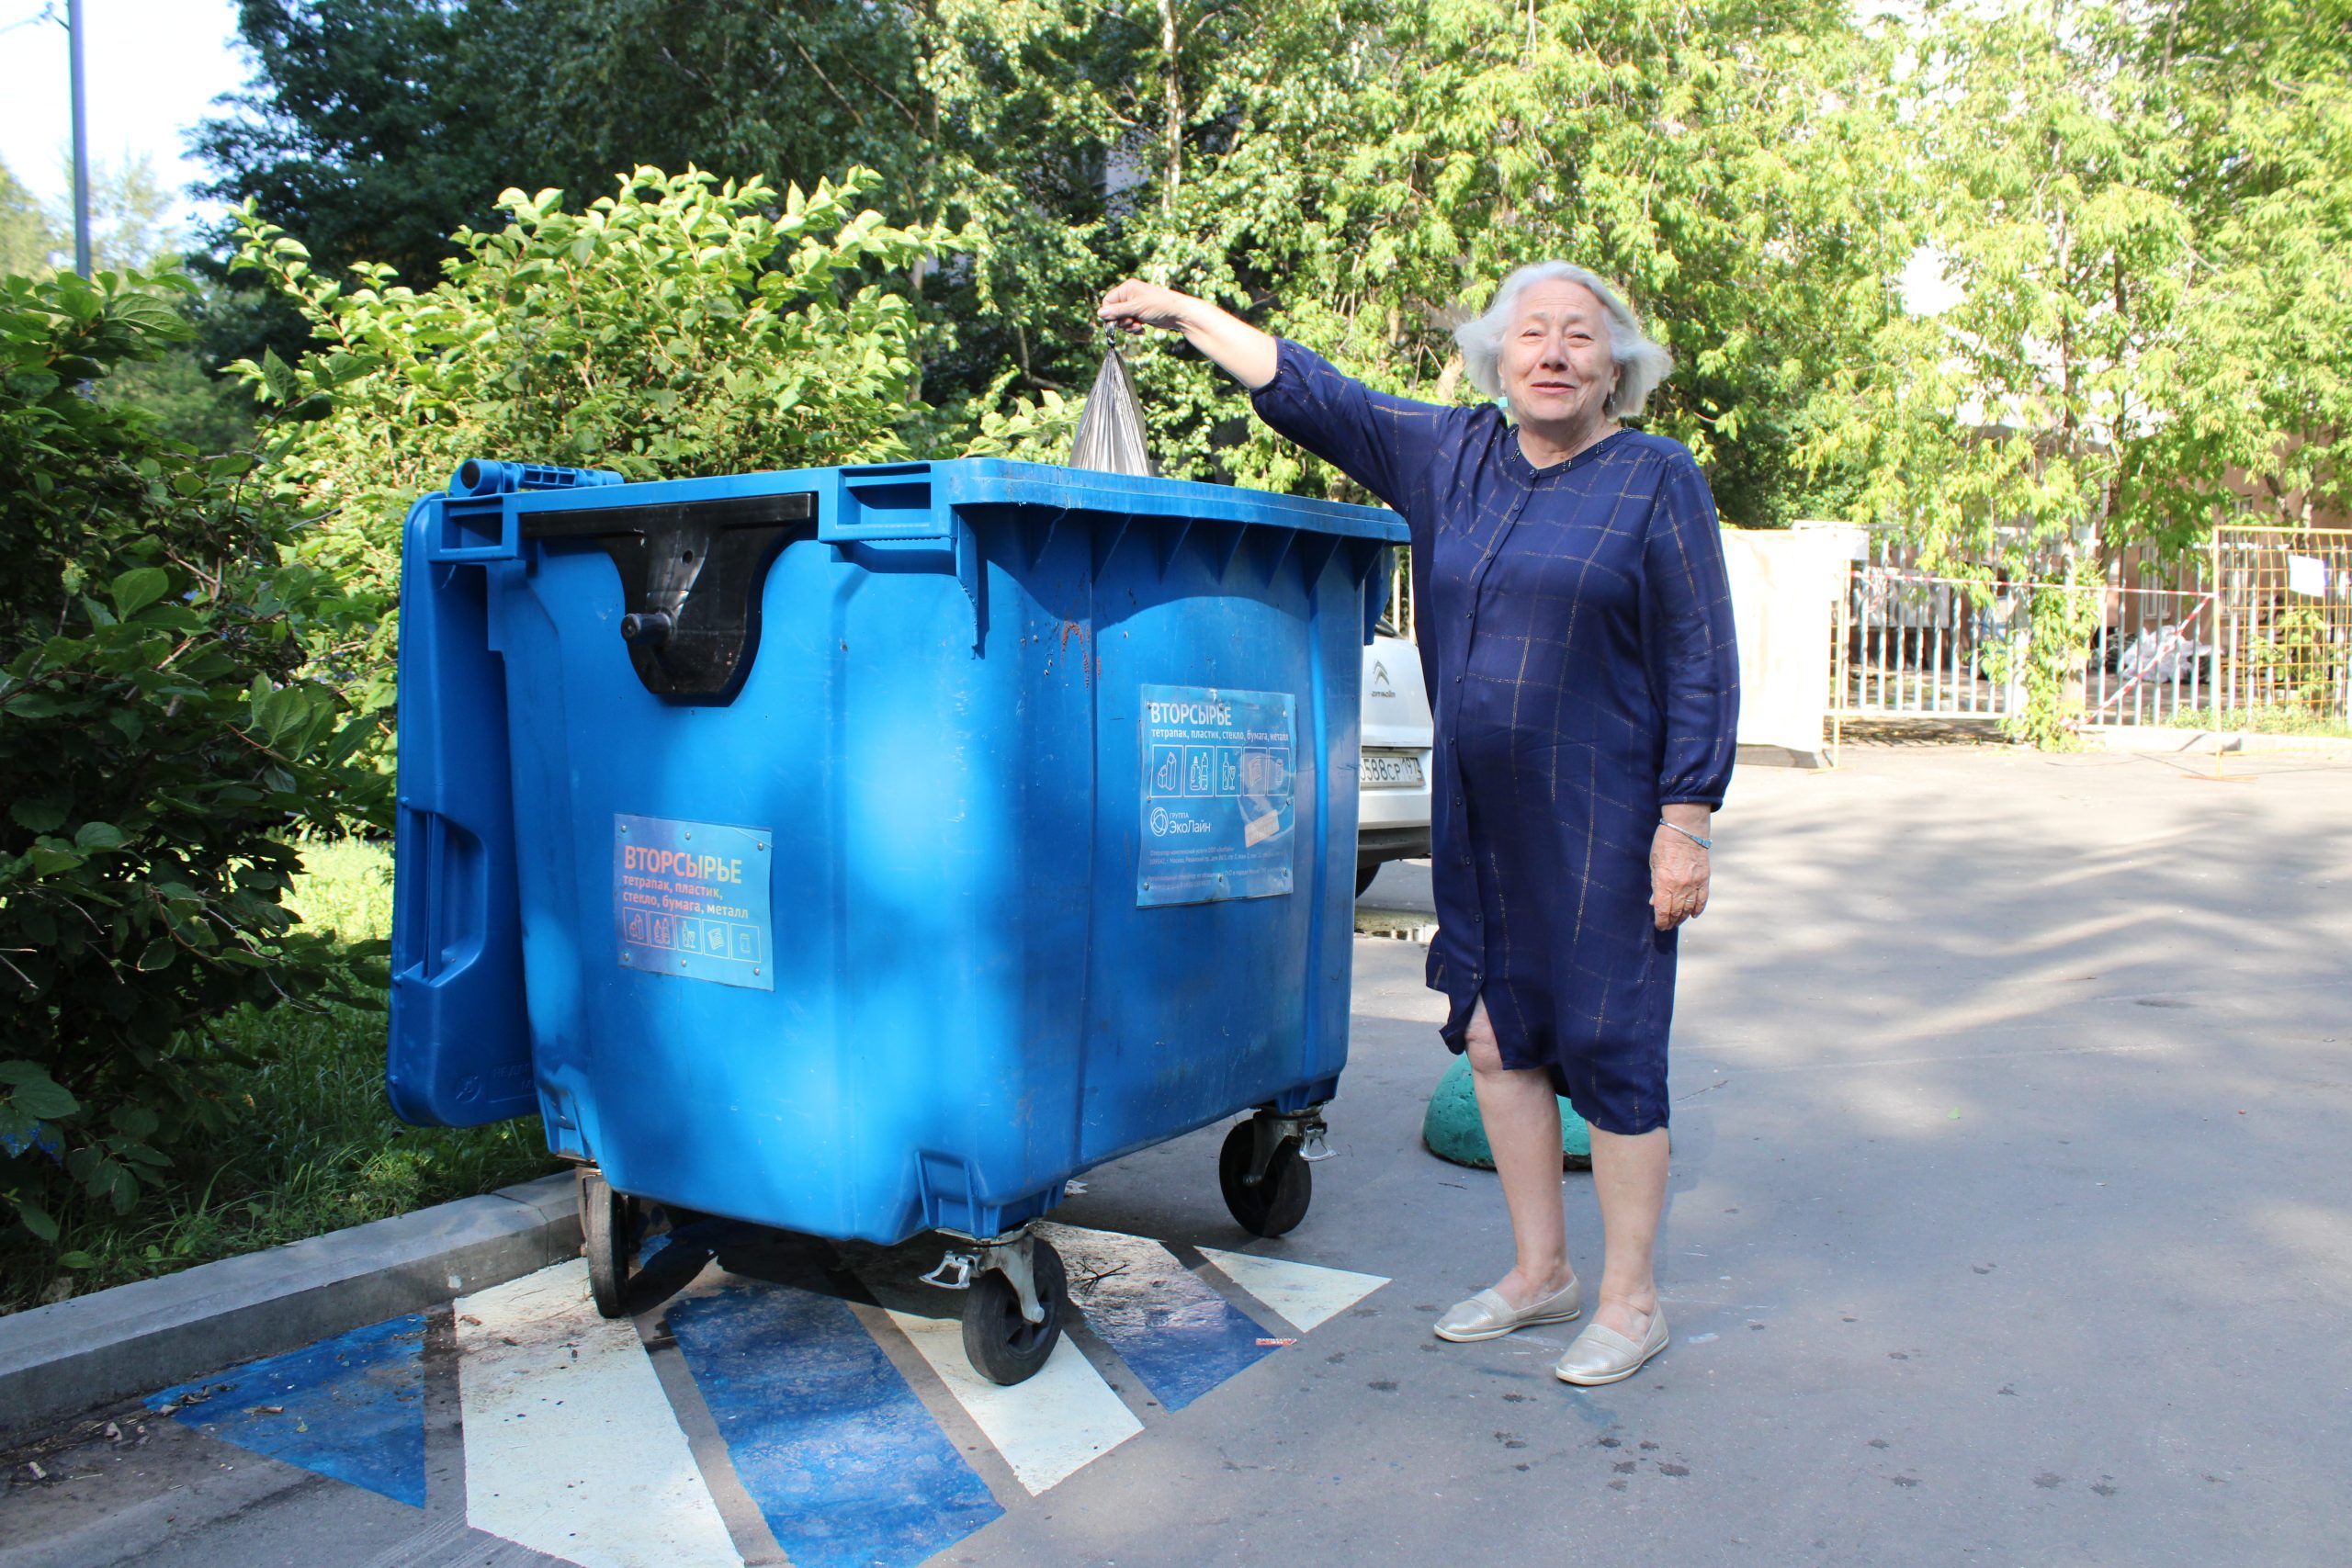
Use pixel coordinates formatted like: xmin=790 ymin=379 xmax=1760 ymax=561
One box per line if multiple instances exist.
xmin=1357 ymin=627 xmax=1434 ymax=896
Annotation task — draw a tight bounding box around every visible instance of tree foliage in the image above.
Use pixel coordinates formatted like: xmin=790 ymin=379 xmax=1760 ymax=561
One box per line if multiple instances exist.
xmin=0 ymin=268 xmax=381 ymax=1254
xmin=193 ymin=1 xmax=2352 ymax=529
xmin=2120 ymin=0 xmax=2352 ymax=537
xmin=0 ymin=152 xmax=264 ymax=454
xmin=1804 ymin=0 xmax=2352 ymax=738
xmin=0 ymin=159 xmax=49 ymax=279
xmin=195 ymin=0 xmax=548 ymax=288
xmin=1094 ymin=0 xmax=1917 ymax=527
xmin=196 ymin=1 xmax=1917 ymax=525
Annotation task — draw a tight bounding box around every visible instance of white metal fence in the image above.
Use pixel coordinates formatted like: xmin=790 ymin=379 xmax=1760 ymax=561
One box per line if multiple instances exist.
xmin=1837 ymin=538 xmax=2232 ymax=728
xmin=1388 ymin=526 xmax=2349 ymax=733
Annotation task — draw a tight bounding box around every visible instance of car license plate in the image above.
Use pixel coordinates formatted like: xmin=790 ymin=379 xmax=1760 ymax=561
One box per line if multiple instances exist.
xmin=1362 ymin=751 xmax=1424 ymax=789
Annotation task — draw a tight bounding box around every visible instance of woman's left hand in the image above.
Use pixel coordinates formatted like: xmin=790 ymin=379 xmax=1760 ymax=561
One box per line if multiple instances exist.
xmin=1649 ymin=818 xmax=1712 ymax=931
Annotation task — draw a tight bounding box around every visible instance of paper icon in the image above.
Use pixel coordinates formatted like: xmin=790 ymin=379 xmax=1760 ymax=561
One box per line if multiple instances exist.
xmin=2287 ymin=553 xmax=2328 ymax=598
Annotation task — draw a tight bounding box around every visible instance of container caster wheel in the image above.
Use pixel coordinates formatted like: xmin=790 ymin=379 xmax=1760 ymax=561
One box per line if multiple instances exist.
xmin=962 ymin=1235 xmax=1068 ymax=1386
xmin=578 ymin=1168 xmax=637 ymax=1318
xmin=1220 ymin=1118 xmax=1312 ymax=1237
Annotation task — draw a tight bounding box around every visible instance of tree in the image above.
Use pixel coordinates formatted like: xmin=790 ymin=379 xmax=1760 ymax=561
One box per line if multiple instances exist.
xmin=1 ymin=152 xmax=182 ymax=281
xmin=0 ymin=158 xmax=50 ymax=278
xmin=192 ymin=1 xmax=1144 ymax=436
xmin=42 ymin=156 xmax=182 ymax=276
xmin=1082 ymin=0 xmax=1919 ymax=528
xmin=2118 ymin=0 xmax=2352 ymax=538
xmin=0 ymin=151 xmax=263 ymax=451
xmin=195 ymin=1 xmax=1917 ymax=527
xmin=194 ymin=0 xmax=549 ymax=287
xmin=1805 ymin=0 xmax=2352 ymax=740
xmin=52 ymin=156 xmax=269 ymax=453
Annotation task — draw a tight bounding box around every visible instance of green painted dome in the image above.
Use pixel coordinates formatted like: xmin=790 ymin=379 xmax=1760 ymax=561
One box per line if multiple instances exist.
xmin=1421 ymin=1054 xmax=1592 ymax=1170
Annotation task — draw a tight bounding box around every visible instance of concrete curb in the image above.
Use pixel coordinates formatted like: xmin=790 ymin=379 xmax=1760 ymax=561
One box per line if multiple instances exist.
xmin=1736 ymin=741 xmax=1832 ymax=770
xmin=2087 ymin=725 xmax=2232 ymax=753
xmin=0 ymin=1170 xmax=579 ymax=1450
xmin=2088 ymin=726 xmax=2352 ymax=757
xmin=2233 ymin=731 xmax=2352 ymax=756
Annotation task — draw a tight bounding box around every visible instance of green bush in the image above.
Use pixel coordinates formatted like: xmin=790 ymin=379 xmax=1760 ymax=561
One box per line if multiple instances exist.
xmin=0 ymin=267 xmax=384 ymax=1259
xmin=228 ymin=165 xmax=961 ymax=720
xmin=4 ymin=840 xmax=558 ymax=1312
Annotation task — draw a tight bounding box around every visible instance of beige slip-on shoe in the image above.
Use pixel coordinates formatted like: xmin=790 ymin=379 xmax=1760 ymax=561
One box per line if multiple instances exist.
xmin=1432 ymin=1276 xmax=1583 ymax=1343
xmin=1553 ymin=1305 xmax=1669 ymax=1385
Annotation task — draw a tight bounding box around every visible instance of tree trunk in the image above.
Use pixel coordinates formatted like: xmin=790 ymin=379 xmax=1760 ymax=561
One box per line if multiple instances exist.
xmin=1158 ymin=0 xmax=1182 ymax=212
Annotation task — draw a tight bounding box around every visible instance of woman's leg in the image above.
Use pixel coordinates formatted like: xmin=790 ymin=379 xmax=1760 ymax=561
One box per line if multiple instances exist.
xmin=1586 ymin=1125 xmax=1668 ymax=1337
xmin=1464 ymin=1000 xmax=1576 ymax=1303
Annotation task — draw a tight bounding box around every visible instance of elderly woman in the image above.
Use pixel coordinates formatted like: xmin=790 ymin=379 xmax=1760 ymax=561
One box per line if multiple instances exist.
xmin=1099 ymin=265 xmax=1738 ymax=1385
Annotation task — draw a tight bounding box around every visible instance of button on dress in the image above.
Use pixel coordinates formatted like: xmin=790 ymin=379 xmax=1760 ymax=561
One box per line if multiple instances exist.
xmin=1252 ymin=340 xmax=1739 ymax=1134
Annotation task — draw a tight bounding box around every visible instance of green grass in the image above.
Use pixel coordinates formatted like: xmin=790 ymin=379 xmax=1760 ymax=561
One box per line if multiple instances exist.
xmin=4 ymin=841 xmax=560 ymax=1314
xmin=2167 ymin=705 xmax=2352 ymax=739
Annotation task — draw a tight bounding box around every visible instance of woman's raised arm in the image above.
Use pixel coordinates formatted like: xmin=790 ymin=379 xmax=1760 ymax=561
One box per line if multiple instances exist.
xmin=1098 ymin=282 xmax=1279 ymax=390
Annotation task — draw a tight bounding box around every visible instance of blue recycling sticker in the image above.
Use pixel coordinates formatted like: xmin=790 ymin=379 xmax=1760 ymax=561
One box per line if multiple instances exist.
xmin=615 ymin=814 xmax=775 ymax=989
xmin=1138 ymin=684 xmax=1295 ymax=907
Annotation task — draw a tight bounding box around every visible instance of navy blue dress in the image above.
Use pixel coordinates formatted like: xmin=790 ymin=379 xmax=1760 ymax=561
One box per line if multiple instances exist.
xmin=1252 ymin=340 xmax=1739 ymax=1134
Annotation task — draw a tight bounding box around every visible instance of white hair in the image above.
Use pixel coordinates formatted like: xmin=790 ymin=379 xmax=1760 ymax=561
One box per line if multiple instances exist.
xmin=1453 ymin=262 xmax=1674 ymax=420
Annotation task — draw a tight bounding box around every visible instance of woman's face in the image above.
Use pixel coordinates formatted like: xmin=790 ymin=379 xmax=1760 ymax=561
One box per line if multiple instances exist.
xmin=1497 ymin=278 xmax=1616 ymax=431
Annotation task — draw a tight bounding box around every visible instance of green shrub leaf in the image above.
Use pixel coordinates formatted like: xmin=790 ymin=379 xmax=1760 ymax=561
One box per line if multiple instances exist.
xmin=109 ymin=567 xmax=172 ymax=617
xmin=10 ymin=799 xmax=68 ymax=834
xmin=258 ymin=347 xmax=300 ymax=403
xmin=9 ymin=1075 xmax=81 ymax=1120
xmin=111 ymin=1105 xmax=160 ymax=1138
xmin=107 ymin=291 xmax=190 ymax=339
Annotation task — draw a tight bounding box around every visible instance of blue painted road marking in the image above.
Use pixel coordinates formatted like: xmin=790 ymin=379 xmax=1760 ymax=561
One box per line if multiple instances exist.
xmin=1039 ymin=1224 xmax=1276 ymax=1412
xmin=133 ymin=1224 xmax=1388 ymax=1566
xmin=147 ymin=1313 xmax=428 ymax=1508
xmin=667 ymin=1276 xmax=1002 ymax=1568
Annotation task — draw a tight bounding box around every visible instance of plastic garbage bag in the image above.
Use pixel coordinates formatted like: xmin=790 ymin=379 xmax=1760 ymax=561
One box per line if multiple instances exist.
xmin=1067 ymin=346 xmax=1156 ymax=477
xmin=2117 ymin=624 xmax=2212 ymax=686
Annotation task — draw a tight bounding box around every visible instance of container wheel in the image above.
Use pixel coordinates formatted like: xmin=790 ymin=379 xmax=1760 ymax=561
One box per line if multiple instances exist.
xmin=579 ymin=1168 xmax=637 ymax=1318
xmin=962 ymin=1236 xmax=1068 ymax=1386
xmin=1219 ymin=1120 xmax=1312 ymax=1237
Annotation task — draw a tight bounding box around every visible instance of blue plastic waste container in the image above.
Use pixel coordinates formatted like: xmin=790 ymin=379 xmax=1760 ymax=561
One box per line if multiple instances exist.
xmin=387 ymin=456 xmax=1403 ymax=1381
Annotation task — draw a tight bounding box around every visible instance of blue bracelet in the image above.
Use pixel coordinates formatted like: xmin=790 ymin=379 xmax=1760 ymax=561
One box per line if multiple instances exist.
xmin=1658 ymin=818 xmax=1713 ymax=851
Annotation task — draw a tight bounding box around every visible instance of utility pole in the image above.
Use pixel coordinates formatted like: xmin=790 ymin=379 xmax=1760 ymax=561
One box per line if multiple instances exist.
xmin=68 ymin=0 xmax=92 ymax=277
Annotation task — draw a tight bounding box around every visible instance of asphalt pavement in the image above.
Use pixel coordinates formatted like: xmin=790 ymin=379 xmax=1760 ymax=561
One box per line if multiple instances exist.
xmin=5 ymin=742 xmax=2347 ymax=1567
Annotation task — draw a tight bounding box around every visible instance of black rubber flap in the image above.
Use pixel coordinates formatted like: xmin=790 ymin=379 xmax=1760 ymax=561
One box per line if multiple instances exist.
xmin=521 ymin=491 xmax=815 ymax=702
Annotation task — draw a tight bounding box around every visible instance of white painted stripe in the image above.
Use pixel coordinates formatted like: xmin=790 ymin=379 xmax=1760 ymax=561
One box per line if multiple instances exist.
xmin=457 ymin=1259 xmax=741 ymax=1568
xmin=883 ymin=1310 xmax=1142 ymax=1495
xmin=1195 ymin=1247 xmax=1390 ymax=1331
